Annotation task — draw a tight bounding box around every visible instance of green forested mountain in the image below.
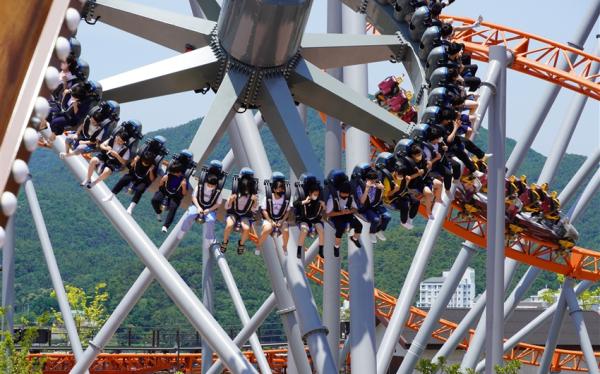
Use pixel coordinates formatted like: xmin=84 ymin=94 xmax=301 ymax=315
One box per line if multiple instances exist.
xmin=12 ymin=109 xmax=600 ymax=331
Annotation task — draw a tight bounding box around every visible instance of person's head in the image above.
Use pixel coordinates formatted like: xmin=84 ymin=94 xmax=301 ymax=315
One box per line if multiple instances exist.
xmin=272 ymin=180 xmax=285 ymax=196
xmin=114 ymin=132 xmax=127 ymax=145
xmin=70 ymin=83 xmax=87 ymax=100
xmin=60 ymin=60 xmax=69 ymax=73
xmin=448 ymin=42 xmax=464 ymax=58
xmin=338 ymin=181 xmax=352 ymax=199
xmin=307 ymin=184 xmax=320 ymax=200
xmin=430 ymin=3 xmax=443 ymax=17
xmin=205 ymin=174 xmax=219 ymax=190
xmin=365 ymin=169 xmax=379 ymax=183
xmin=440 ymin=107 xmax=457 ymax=124
xmin=409 ymin=145 xmax=423 ymax=162
xmin=440 ymin=23 xmax=453 ymax=38
xmin=238 ymin=177 xmax=252 ymax=196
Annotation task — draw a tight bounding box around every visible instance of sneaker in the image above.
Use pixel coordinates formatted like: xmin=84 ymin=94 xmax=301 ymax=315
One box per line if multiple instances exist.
xmin=161 ymin=226 xmax=168 ymax=233
xmin=349 ymin=236 xmax=362 ymax=248
xmin=370 ymin=233 xmax=378 ymax=244
xmin=126 ymin=206 xmax=134 ymax=215
xmin=254 ymin=249 xmax=261 ymax=256
xmin=402 ymin=219 xmax=414 ymax=230
xmin=482 ymin=153 xmax=493 ymax=162
xmin=59 ymin=152 xmax=66 ymax=160
xmin=375 ymin=231 xmax=387 ymax=241
xmin=473 ymin=170 xmax=484 ymax=178
xmin=80 ymin=179 xmax=90 ymax=187
xmin=156 ymin=214 xmax=162 ymax=222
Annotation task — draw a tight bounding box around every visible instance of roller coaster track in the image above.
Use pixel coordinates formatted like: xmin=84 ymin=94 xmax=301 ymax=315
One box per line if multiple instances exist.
xmin=366 ymin=15 xmax=600 ymax=100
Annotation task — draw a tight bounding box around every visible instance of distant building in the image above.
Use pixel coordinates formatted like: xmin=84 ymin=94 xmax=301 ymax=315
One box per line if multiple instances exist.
xmin=418 ymin=268 xmax=475 ymax=309
xmin=519 ymin=288 xmax=600 ymax=311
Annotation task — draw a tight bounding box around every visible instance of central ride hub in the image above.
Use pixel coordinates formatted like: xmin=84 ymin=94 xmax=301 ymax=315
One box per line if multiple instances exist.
xmin=217 ymin=0 xmax=313 ymax=68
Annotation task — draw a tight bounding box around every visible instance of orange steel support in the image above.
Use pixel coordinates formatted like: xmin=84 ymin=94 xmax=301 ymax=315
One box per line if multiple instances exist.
xmin=367 ymin=16 xmax=600 ymax=101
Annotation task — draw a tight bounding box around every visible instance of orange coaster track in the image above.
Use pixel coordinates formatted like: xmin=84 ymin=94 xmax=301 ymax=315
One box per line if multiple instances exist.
xmin=304 ymin=257 xmax=600 ymax=373
xmin=439 ymin=15 xmax=600 ymax=101
xmin=367 ymin=15 xmax=600 ymax=100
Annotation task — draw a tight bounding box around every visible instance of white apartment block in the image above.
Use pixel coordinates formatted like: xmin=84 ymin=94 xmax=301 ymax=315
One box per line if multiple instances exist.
xmin=418 ymin=267 xmax=476 ymax=309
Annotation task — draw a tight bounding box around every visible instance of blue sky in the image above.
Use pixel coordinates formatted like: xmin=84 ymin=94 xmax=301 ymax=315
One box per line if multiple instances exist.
xmin=76 ymin=0 xmax=599 ymax=157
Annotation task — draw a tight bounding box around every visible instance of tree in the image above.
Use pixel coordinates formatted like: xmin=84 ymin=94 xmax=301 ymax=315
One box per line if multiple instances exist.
xmin=416 ymin=357 xmax=521 ymax=374
xmin=50 ymin=282 xmax=109 ymax=343
xmin=0 ymin=308 xmax=48 ymax=374
xmin=537 ymin=274 xmax=600 ymax=311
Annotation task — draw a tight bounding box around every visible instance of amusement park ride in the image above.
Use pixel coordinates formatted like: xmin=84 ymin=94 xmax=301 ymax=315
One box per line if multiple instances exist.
xmin=1 ymin=0 xmax=599 ymax=373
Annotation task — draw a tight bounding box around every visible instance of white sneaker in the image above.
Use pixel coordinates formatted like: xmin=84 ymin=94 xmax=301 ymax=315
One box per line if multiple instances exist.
xmin=473 ymin=170 xmax=484 ymax=178
xmin=80 ymin=179 xmax=90 ymax=187
xmin=156 ymin=214 xmax=162 ymax=222
xmin=402 ymin=219 xmax=414 ymax=230
xmin=254 ymin=249 xmax=261 ymax=256
xmin=126 ymin=206 xmax=134 ymax=215
xmin=483 ymin=153 xmax=493 ymax=161
xmin=59 ymin=152 xmax=66 ymax=160
xmin=370 ymin=233 xmax=378 ymax=244
xmin=375 ymin=231 xmax=387 ymax=241
xmin=161 ymin=226 xmax=168 ymax=233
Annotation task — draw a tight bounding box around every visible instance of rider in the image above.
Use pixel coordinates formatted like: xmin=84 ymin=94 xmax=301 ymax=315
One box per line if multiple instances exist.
xmin=294 ymin=174 xmax=326 ymax=260
xmin=396 ymin=139 xmax=436 ymax=219
xmin=61 ymin=100 xmax=120 ymax=159
xmin=221 ymin=168 xmax=259 ymax=255
xmin=81 ymin=119 xmax=143 ymax=189
xmin=179 ymin=160 xmax=227 ymax=241
xmin=151 ymin=150 xmax=194 ymax=233
xmin=326 ymin=175 xmax=362 ymax=258
xmin=110 ymin=135 xmax=167 ymax=214
xmin=258 ymin=172 xmax=292 ymax=255
xmin=352 ymin=164 xmax=390 ymax=243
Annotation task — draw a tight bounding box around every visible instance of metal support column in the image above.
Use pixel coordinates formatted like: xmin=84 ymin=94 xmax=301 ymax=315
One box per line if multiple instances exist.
xmin=207 ymin=244 xmax=322 ymax=374
xmin=537 ymin=37 xmax=600 ymax=185
xmin=379 ymin=42 xmax=506 ymax=374
xmin=24 ymin=178 xmax=85 ymax=360
xmin=73 ymin=217 xmax=189 ymax=373
xmin=397 ymin=243 xmax=477 ymax=373
xmin=75 ymin=157 xmax=236 ymax=373
xmin=558 ymin=149 xmax=600 ymax=205
xmin=432 ymin=258 xmax=518 ymax=364
xmin=563 ymin=280 xmax=599 ymax=374
xmin=342 ymin=4 xmax=376 ymax=372
xmin=44 ymin=134 xmax=256 ymax=374
xmin=227 ymin=112 xmax=312 ymax=373
xmin=538 ymin=278 xmax=571 ymax=373
xmin=1 ymin=216 xmax=15 ymax=335
xmin=213 ymin=246 xmax=271 ymax=374
xmin=506 ymin=0 xmax=600 ymax=175
xmin=474 ymin=280 xmax=593 ymax=373
xmin=323 ymin=0 xmax=344 ymax=365
xmin=483 ymin=44 xmax=507 ymax=374
xmin=568 ymin=167 xmax=600 ymax=222
xmin=201 ymin=233 xmax=216 ymax=373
